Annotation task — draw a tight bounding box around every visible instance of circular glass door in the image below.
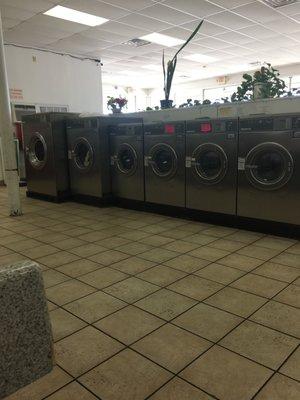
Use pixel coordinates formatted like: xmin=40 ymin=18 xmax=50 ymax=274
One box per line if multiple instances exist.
xmin=28 ymin=133 xmax=47 ymax=169
xmin=245 ymin=142 xmax=293 ymax=190
xmin=116 ymin=144 xmax=137 ymax=175
xmin=73 ymin=138 xmax=94 ymax=171
xmin=192 ymin=143 xmax=228 ymax=184
xmin=149 ymin=143 xmax=178 ymax=178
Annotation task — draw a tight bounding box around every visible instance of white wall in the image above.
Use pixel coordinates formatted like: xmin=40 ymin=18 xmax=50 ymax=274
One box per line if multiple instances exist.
xmin=4 ymin=45 xmax=103 ymax=113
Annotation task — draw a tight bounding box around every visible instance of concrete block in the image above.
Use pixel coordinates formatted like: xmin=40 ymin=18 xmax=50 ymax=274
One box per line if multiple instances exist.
xmin=0 ymin=261 xmax=53 ymax=399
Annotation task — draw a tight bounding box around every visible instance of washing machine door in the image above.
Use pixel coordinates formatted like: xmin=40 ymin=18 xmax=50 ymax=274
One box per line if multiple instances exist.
xmin=27 ymin=133 xmax=47 ymax=170
xmin=148 ymin=143 xmax=178 ymax=179
xmin=192 ymin=143 xmax=228 ymax=185
xmin=244 ymin=142 xmax=293 ymax=190
xmin=72 ymin=137 xmax=94 ymax=172
xmin=115 ymin=143 xmax=137 ymax=176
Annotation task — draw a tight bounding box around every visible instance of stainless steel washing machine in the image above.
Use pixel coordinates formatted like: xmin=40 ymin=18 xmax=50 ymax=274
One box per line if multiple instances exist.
xmin=237 ymin=114 xmax=300 ymax=225
xmin=109 ymin=120 xmax=144 ymax=202
xmin=144 ymin=121 xmax=185 ymax=207
xmin=185 ymin=118 xmax=238 ymax=215
xmin=22 ymin=112 xmax=77 ymax=201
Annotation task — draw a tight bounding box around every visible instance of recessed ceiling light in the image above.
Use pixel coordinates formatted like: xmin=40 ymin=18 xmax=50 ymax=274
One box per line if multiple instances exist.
xmin=261 ymin=0 xmax=296 ymax=8
xmin=44 ymin=5 xmax=109 ymax=27
xmin=140 ymin=33 xmax=184 ymax=47
xmin=183 ymin=53 xmax=217 ymax=63
xmin=142 ymin=64 xmax=161 ymax=71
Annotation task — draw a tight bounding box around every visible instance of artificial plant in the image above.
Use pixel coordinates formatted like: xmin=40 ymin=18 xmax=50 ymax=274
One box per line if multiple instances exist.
xmin=231 ymin=63 xmax=286 ymax=102
xmin=162 ymin=20 xmax=204 ymax=103
xmin=107 ymin=96 xmax=128 ymax=112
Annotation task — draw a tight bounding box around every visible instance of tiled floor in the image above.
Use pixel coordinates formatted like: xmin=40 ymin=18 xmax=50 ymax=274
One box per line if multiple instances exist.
xmin=1 ymin=187 xmax=300 ymax=400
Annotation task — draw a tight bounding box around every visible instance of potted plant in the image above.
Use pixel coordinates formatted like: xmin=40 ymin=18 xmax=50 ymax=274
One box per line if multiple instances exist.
xmin=231 ymin=63 xmax=286 ymax=102
xmin=107 ymin=96 xmax=128 ymax=113
xmin=161 ymin=20 xmax=204 ymax=109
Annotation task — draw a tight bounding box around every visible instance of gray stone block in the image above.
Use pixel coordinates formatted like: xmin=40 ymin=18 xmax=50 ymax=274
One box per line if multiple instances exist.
xmin=0 ymin=261 xmax=53 ymax=399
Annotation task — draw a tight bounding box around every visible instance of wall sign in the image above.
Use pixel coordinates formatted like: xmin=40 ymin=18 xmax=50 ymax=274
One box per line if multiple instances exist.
xmin=10 ymin=88 xmax=23 ymax=100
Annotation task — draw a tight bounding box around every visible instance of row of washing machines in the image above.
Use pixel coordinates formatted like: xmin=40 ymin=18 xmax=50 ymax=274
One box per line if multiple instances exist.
xmin=22 ymin=112 xmax=300 ymax=227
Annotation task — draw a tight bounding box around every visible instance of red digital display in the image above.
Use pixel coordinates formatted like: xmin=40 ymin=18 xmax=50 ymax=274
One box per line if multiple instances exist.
xmin=165 ymin=124 xmax=175 ymax=134
xmin=200 ymin=122 xmax=212 ymax=133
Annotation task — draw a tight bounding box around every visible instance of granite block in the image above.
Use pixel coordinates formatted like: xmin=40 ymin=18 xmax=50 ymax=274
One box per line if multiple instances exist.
xmin=0 ymin=261 xmax=53 ymax=399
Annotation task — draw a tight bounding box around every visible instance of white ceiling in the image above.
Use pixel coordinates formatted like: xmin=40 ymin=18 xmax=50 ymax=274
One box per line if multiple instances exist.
xmin=2 ymin=0 xmax=300 ymax=87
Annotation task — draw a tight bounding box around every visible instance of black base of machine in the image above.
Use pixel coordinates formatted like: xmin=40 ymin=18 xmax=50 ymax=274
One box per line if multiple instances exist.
xmin=112 ymin=197 xmax=145 ymax=211
xmin=70 ymin=193 xmax=112 ymax=207
xmin=26 ymin=190 xmax=70 ymax=203
xmin=236 ymin=216 xmax=300 ymax=239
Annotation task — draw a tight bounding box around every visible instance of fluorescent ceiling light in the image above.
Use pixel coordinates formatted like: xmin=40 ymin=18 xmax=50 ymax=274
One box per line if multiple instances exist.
xmin=44 ymin=5 xmax=109 ymax=27
xmin=142 ymin=64 xmax=161 ymax=71
xmin=183 ymin=53 xmax=217 ymax=63
xmin=140 ymin=33 xmax=184 ymax=47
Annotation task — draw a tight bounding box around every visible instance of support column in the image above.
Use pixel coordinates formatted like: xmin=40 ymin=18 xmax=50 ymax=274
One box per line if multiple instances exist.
xmin=0 ymin=10 xmax=22 ymax=216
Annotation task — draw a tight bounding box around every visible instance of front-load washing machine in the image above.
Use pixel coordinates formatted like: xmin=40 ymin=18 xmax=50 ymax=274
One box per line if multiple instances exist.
xmin=109 ymin=120 xmax=144 ymax=202
xmin=144 ymin=121 xmax=185 ymax=208
xmin=185 ymin=118 xmax=238 ymax=215
xmin=237 ymin=114 xmax=300 ymax=225
xmin=23 ymin=112 xmax=77 ymax=201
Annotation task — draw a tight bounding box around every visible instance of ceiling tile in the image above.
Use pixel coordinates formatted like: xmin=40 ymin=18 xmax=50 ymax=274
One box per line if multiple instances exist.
xmin=264 ymin=17 xmax=300 ymax=34
xmin=0 ymin=0 xmax=53 ymax=13
xmin=4 ymin=29 xmax=54 ymax=45
xmin=27 ymin=14 xmax=88 ymax=34
xmin=117 ymin=13 xmax=172 ymax=30
xmin=62 ymin=0 xmax=130 ymax=19
xmin=194 ymin=36 xmax=233 ymax=50
xmin=4 ymin=21 xmax=73 ymax=41
xmin=237 ymin=24 xmax=278 ymax=39
xmin=180 ymin=20 xmax=231 ymax=36
xmin=233 ymin=1 xmax=281 ymax=23
xmin=279 ymin=2 xmax=300 ymax=15
xmin=101 ymin=0 xmax=153 ymax=11
xmin=158 ymin=26 xmax=205 ymax=40
xmin=139 ymin=3 xmax=196 ymax=24
xmin=207 ymin=10 xmax=256 ymax=29
xmin=286 ymin=30 xmax=300 ymax=41
xmin=80 ymin=27 xmax=127 ymax=43
xmin=96 ymin=21 xmax=150 ymax=36
xmin=162 ymin=0 xmax=223 ymax=17
xmin=0 ymin=5 xmax=35 ymax=20
xmin=216 ymin=31 xmax=255 ymax=45
xmin=210 ymin=0 xmax=256 ymax=8
xmin=2 ymin=17 xmax=20 ymax=29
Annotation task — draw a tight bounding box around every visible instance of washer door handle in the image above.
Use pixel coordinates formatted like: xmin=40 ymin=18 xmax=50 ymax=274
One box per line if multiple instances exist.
xmin=68 ymin=150 xmax=75 ymax=160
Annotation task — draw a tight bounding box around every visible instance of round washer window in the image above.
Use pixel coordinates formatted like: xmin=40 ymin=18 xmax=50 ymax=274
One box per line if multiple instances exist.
xmin=28 ymin=134 xmax=47 ymax=169
xmin=245 ymin=142 xmax=293 ymax=190
xmin=73 ymin=139 xmax=93 ymax=170
xmin=116 ymin=144 xmax=137 ymax=175
xmin=193 ymin=143 xmax=228 ymax=184
xmin=149 ymin=143 xmax=178 ymax=178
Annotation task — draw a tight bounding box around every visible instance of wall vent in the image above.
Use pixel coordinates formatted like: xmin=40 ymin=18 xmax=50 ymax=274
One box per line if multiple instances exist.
xmin=123 ymin=38 xmax=151 ymax=47
xmin=261 ymin=0 xmax=296 ymax=8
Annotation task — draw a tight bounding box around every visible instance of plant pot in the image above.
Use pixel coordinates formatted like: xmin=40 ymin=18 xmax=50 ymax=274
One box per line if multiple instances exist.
xmin=112 ymin=108 xmax=122 ymax=114
xmin=253 ymin=82 xmax=266 ymax=100
xmin=160 ymin=99 xmax=173 ymax=109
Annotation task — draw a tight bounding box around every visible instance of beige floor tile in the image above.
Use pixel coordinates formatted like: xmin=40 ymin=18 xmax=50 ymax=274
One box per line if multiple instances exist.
xmin=226 ymin=230 xmax=264 ymax=244
xmin=37 ymin=232 xmax=70 ymax=244
xmin=97 ymin=236 xmax=131 ymax=249
xmin=137 ymin=265 xmax=186 ymax=286
xmin=188 ymin=246 xmax=230 ymax=262
xmin=237 ymin=245 xmax=282 ymax=261
xmin=19 ymin=244 xmax=59 ymax=259
xmin=78 ymin=267 xmax=127 ymax=289
xmin=161 ymin=229 xmax=197 ymax=239
xmin=55 ymin=326 xmax=123 ymax=377
xmin=5 ymin=366 xmax=72 ymax=400
xmin=45 ymin=381 xmax=97 ymax=400
xmin=208 ymin=238 xmax=246 ymax=252
xmin=183 ymin=233 xmax=217 ymax=245
xmin=168 ymin=275 xmax=223 ymax=301
xmin=139 ymin=225 xmax=169 ymax=234
xmin=37 ymin=251 xmax=80 ymax=268
xmin=149 ymin=377 xmax=214 ymax=399
xmin=78 ymin=231 xmax=113 ymax=242
xmin=64 ymin=291 xmax=126 ymax=323
xmin=205 ymin=287 xmax=267 ymax=317
xmin=0 ymin=233 xmax=25 ymax=245
xmin=95 ymin=305 xmax=164 ymax=345
xmin=195 ymin=263 xmax=246 ymax=285
xmin=118 ymin=230 xmax=151 ymax=240
xmin=68 ymin=243 xmax=106 ymax=257
xmin=110 ymin=256 xmax=156 ymax=275
xmin=294 ymin=277 xmax=300 ymax=286
xmin=139 ymin=248 xmax=179 ymax=263
xmin=139 ymin=235 xmax=175 ymax=246
xmin=48 ymin=223 xmax=74 ymax=232
xmin=0 ymin=245 xmax=13 ymax=256
xmin=274 ymin=284 xmax=300 ymax=308
xmin=271 ymin=252 xmax=300 ymax=268
xmin=220 ymin=320 xmax=299 ymax=369
xmin=219 ymin=253 xmax=264 ymax=271
xmin=253 ymin=262 xmax=300 ymax=283
xmin=52 ymin=238 xmax=87 ymax=251
xmin=115 ymin=242 xmax=153 ymax=255
xmin=46 ymin=280 xmax=96 ymax=306
xmin=5 ymin=238 xmax=41 ymax=252
xmin=201 ymin=226 xmax=237 ymax=238
xmin=162 ymin=240 xmax=200 ymax=254
xmin=50 ymin=308 xmax=86 ymax=341
xmin=56 ymin=259 xmax=101 ymax=278
xmin=164 ymin=254 xmax=210 ymax=273
xmin=250 ymin=301 xmax=300 ymax=338
xmin=286 ymin=242 xmax=300 ymax=255
xmin=48 ymin=301 xmax=58 ymax=311
xmin=181 ymin=345 xmax=272 ymax=400
xmin=79 ymin=349 xmax=172 ymax=400
xmin=173 ymin=303 xmax=242 ymax=342
xmin=135 ymin=289 xmax=197 ymax=321
xmin=104 ymin=276 xmax=159 ymax=303
xmin=42 ymin=269 xmax=70 ymax=288
xmin=132 ymin=324 xmax=211 ymax=373
xmin=230 ymin=273 xmax=287 ymax=298
xmin=254 ymin=373 xmax=300 ymax=400
xmin=88 ymin=249 xmax=129 ymax=266
xmin=280 ymin=347 xmax=300 ymax=381
xmin=24 ymin=229 xmax=56 ymax=239
xmin=255 ymin=236 xmax=296 ymax=251
xmin=61 ymin=227 xmax=94 ymax=238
